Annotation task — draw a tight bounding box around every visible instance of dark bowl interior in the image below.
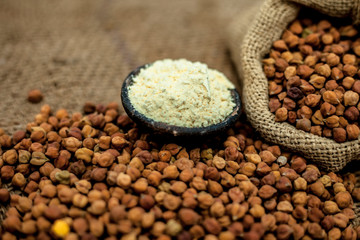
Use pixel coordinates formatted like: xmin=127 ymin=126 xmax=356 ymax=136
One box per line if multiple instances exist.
xmin=121 ymin=64 xmax=242 ymax=138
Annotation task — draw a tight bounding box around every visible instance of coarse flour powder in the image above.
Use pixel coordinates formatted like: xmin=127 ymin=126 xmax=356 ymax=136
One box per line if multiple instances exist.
xmin=128 ymin=59 xmax=235 ymax=127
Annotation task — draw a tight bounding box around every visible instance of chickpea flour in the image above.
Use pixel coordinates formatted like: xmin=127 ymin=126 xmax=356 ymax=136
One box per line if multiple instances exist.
xmin=128 ymin=59 xmax=235 ymax=128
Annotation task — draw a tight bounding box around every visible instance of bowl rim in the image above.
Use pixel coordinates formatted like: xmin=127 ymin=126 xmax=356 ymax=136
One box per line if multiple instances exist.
xmin=121 ymin=63 xmax=242 ymax=137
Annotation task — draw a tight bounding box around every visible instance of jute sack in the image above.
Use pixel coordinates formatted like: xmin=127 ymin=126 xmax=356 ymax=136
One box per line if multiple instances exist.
xmin=229 ymin=0 xmax=360 ymax=172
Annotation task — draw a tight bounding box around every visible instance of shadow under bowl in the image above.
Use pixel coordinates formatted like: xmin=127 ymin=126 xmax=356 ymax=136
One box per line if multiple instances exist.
xmin=121 ymin=64 xmax=242 ymax=138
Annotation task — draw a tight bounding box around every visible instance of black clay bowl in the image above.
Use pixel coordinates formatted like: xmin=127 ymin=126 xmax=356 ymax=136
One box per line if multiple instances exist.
xmin=121 ymin=64 xmax=242 ymax=138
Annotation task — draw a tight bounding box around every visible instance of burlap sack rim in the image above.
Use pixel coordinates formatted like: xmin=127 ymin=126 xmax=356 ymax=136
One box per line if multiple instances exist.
xmin=240 ymin=0 xmax=360 ymax=172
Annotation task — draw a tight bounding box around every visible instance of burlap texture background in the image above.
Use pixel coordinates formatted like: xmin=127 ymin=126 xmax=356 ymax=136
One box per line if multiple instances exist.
xmin=0 ymin=0 xmax=263 ymax=134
